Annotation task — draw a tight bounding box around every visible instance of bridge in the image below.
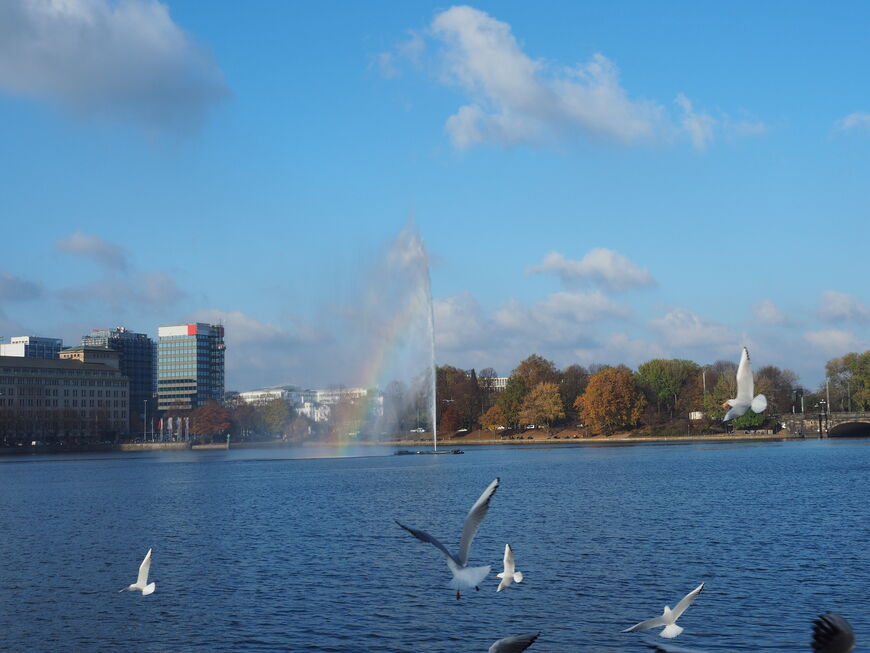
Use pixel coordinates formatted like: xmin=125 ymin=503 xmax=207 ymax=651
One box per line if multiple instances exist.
xmin=779 ymin=412 xmax=870 ymax=437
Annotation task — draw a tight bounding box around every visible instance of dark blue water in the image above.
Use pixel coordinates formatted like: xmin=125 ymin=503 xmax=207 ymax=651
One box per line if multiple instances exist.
xmin=0 ymin=440 xmax=868 ymax=652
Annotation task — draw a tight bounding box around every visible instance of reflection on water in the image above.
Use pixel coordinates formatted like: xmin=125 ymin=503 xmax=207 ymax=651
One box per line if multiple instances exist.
xmin=0 ymin=440 xmax=867 ymax=651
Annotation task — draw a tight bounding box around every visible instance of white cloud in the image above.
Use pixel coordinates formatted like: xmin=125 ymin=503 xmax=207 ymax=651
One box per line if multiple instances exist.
xmin=433 ymin=292 xmax=487 ymax=350
xmin=377 ymin=6 xmax=766 ymax=150
xmin=650 ymin=308 xmax=736 ymax=350
xmin=430 ymin=6 xmax=664 ymax=148
xmin=0 ymin=272 xmax=43 ymax=302
xmin=54 ymin=231 xmax=128 ymax=270
xmin=836 ymin=111 xmax=870 ymax=133
xmin=0 ymin=0 xmax=227 ymax=131
xmin=818 ymin=290 xmax=870 ymax=323
xmin=527 ymin=248 xmax=655 ymax=292
xmin=753 ymin=299 xmax=787 ymax=325
xmin=675 ymin=93 xmax=715 ymax=151
xmin=803 ymin=328 xmax=861 ymax=354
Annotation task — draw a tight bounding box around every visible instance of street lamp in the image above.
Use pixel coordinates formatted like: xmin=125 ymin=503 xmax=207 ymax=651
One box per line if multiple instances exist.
xmin=143 ymin=399 xmax=147 ymax=443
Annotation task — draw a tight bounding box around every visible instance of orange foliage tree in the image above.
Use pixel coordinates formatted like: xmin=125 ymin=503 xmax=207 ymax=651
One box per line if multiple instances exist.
xmin=575 ymin=367 xmax=646 ymax=435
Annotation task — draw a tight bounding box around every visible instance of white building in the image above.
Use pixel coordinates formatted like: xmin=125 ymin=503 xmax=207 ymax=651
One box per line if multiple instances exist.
xmin=314 ymin=387 xmax=370 ymax=405
xmin=238 ymin=389 xmax=289 ymax=405
xmin=298 ymin=401 xmax=331 ymax=423
xmin=0 ymin=336 xmax=63 ymax=359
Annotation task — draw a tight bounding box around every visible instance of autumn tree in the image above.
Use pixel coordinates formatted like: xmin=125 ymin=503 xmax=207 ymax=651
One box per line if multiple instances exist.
xmin=480 ymin=405 xmax=508 ymax=432
xmin=436 ymin=365 xmax=482 ymax=431
xmin=755 ymin=365 xmax=799 ymax=414
xmin=519 ymin=382 xmax=565 ymax=430
xmin=575 ymin=367 xmax=646 ymax=435
xmin=512 ymin=354 xmax=560 ymax=389
xmin=191 ymin=401 xmax=231 ymax=441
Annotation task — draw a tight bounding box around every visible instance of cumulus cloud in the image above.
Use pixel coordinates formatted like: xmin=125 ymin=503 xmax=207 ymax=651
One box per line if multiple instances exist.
xmin=433 ymin=292 xmax=488 ymax=350
xmin=382 ymin=5 xmax=763 ymax=150
xmin=0 ymin=0 xmax=227 ymax=131
xmin=430 ymin=6 xmax=664 ymax=148
xmin=650 ymin=308 xmax=736 ymax=350
xmin=753 ymin=299 xmax=787 ymax=325
xmin=803 ymin=328 xmax=861 ymax=354
xmin=836 ymin=111 xmax=870 ymax=133
xmin=0 ymin=272 xmax=43 ymax=302
xmin=818 ymin=290 xmax=870 ymax=323
xmin=573 ymin=333 xmax=665 ymax=369
xmin=54 ymin=231 xmax=128 ymax=270
xmin=527 ymin=248 xmax=655 ymax=292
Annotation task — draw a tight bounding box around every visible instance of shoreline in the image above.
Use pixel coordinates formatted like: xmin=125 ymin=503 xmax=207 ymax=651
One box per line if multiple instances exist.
xmin=0 ymin=430 xmax=814 ymax=456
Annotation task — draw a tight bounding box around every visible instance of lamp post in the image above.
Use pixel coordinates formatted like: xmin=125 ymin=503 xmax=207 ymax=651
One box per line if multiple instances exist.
xmin=143 ymin=400 xmax=147 ymax=443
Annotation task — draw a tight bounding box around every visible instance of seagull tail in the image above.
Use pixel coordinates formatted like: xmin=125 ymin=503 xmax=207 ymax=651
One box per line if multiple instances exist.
xmin=751 ymin=394 xmax=767 ymax=413
xmin=660 ymin=624 xmax=683 ymax=639
xmin=142 ymin=582 xmax=156 ymax=596
xmin=513 ymin=571 xmax=524 ymax=583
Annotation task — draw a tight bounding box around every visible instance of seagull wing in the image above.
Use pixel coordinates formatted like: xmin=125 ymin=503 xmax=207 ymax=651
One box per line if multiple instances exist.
xmin=502 ymin=543 xmax=515 ymax=575
xmin=671 ymin=583 xmax=704 ymax=620
xmin=136 ymin=549 xmax=152 ymax=586
xmin=395 ymin=521 xmax=461 ymax=566
xmin=812 ymin=612 xmax=856 ymax=653
xmin=488 ymin=632 xmax=539 ymax=653
xmin=624 ymin=616 xmax=668 ymax=633
xmin=735 ymin=348 xmax=754 ymax=404
xmin=457 ymin=477 xmax=500 ymax=565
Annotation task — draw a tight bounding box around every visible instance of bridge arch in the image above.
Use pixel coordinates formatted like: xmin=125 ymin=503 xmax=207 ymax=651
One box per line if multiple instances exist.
xmin=828 ymin=421 xmax=870 ymax=437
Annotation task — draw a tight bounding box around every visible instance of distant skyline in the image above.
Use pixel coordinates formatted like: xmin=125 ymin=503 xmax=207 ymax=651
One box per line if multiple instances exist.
xmin=1 ymin=0 xmax=869 ymax=391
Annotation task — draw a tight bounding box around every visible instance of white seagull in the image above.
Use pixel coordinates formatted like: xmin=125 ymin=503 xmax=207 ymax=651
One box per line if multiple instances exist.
xmin=496 ymin=543 xmax=523 ymax=592
xmin=624 ymin=583 xmax=704 ymax=639
xmin=396 ymin=477 xmax=499 ymax=599
xmin=120 ymin=548 xmax=156 ymax=595
xmin=488 ymin=632 xmax=539 ymax=653
xmin=723 ymin=347 xmax=767 ymax=421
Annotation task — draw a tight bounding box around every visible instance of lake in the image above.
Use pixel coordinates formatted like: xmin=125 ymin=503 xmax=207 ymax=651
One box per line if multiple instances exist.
xmin=0 ymin=439 xmax=867 ymax=651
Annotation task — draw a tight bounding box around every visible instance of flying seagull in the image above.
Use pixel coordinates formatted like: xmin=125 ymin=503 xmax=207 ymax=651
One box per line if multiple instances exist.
xmin=488 ymin=632 xmax=539 ymax=653
xmin=812 ymin=612 xmax=855 ymax=653
xmin=496 ymin=543 xmax=523 ymax=592
xmin=723 ymin=347 xmax=767 ymax=421
xmin=624 ymin=583 xmax=704 ymax=639
xmin=120 ymin=548 xmax=155 ymax=595
xmin=642 ymin=611 xmax=856 ymax=652
xmin=396 ymin=477 xmax=499 ymax=599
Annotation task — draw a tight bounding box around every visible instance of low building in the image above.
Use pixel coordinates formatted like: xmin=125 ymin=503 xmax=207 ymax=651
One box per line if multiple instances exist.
xmin=0 ymin=355 xmax=129 ymax=444
xmin=60 ymin=345 xmax=120 ymax=369
xmin=0 ymin=336 xmax=63 ymax=359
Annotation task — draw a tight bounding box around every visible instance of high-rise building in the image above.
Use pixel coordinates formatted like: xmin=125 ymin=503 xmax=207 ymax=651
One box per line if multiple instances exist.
xmin=0 ymin=336 xmax=62 ymax=359
xmin=81 ymin=327 xmax=156 ymax=421
xmin=157 ymin=323 xmax=225 ymax=411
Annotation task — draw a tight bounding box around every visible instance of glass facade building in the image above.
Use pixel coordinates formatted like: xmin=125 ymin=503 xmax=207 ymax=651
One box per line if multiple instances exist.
xmin=157 ymin=323 xmax=225 ymax=411
xmin=81 ymin=327 xmax=156 ymax=421
xmin=0 ymin=336 xmax=63 ymax=359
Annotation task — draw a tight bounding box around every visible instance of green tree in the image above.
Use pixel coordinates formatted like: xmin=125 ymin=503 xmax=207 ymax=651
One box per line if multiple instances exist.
xmin=519 ymin=382 xmax=565 ymax=430
xmin=497 ymin=376 xmax=528 ymax=429
xmin=559 ymin=364 xmax=588 ymax=420
xmin=575 ymin=367 xmax=646 ymax=435
xmin=636 ymin=359 xmax=700 ymax=417
xmin=262 ymin=398 xmax=290 ymax=436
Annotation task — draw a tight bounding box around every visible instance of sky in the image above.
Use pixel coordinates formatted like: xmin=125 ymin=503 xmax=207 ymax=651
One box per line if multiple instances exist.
xmin=0 ymin=0 xmax=869 ymax=392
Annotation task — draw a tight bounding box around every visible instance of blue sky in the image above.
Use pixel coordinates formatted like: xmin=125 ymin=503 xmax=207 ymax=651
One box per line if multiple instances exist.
xmin=1 ymin=0 xmax=869 ymax=391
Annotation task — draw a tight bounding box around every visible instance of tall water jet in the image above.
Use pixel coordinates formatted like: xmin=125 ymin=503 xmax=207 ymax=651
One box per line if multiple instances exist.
xmin=332 ymin=220 xmax=437 ymax=449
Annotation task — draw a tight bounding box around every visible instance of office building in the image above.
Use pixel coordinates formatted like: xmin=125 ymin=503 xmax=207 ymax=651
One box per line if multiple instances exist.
xmin=0 ymin=336 xmax=62 ymax=359
xmin=81 ymin=327 xmax=156 ymax=421
xmin=157 ymin=323 xmax=225 ymax=411
xmin=0 ymin=355 xmax=129 ymax=443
